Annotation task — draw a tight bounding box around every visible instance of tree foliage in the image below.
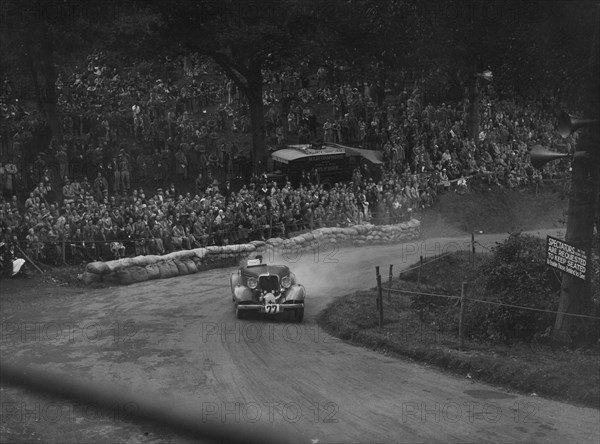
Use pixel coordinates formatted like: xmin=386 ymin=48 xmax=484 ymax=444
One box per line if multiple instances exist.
xmin=2 ymin=0 xmax=597 ymax=168
xmin=145 ymin=0 xmax=379 ymax=172
xmin=0 ymin=0 xmax=162 ymax=141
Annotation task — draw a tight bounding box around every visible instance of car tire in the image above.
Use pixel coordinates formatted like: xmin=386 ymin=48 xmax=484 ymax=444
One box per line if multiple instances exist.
xmin=294 ymin=307 xmax=304 ymax=323
xmin=235 ymin=304 xmax=246 ymax=320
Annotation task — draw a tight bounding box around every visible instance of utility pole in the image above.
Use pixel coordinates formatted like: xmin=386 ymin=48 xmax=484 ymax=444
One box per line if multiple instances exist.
xmin=553 ymin=4 xmax=600 ymax=345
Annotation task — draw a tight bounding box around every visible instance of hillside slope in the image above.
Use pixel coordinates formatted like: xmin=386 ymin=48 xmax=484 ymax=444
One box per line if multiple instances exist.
xmin=416 ymin=185 xmax=568 ymax=238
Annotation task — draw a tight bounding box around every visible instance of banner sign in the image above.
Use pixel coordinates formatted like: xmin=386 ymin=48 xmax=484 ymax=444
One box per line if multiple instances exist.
xmin=546 ymin=236 xmax=588 ymax=280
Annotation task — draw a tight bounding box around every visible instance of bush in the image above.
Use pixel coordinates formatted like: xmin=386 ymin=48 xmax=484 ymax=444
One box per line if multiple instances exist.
xmin=465 ymin=234 xmax=561 ymax=343
xmin=407 ymin=253 xmax=477 ymax=335
xmin=409 ymin=285 xmax=459 ymax=333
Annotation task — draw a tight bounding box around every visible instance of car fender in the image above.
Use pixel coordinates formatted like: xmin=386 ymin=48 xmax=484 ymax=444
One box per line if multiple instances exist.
xmin=285 ymin=284 xmax=306 ymax=302
xmin=234 ymin=285 xmax=254 ymax=303
xmin=230 ymin=272 xmax=239 ymax=293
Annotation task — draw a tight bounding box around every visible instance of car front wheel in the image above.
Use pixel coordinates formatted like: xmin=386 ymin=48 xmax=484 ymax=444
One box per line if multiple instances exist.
xmin=293 ymin=307 xmax=304 ymax=323
xmin=235 ymin=304 xmax=246 ymax=320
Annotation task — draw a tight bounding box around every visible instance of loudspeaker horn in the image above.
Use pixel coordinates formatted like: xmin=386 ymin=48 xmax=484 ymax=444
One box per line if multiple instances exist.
xmin=529 ymin=145 xmax=571 ymax=169
xmin=558 ymin=111 xmax=600 ymax=138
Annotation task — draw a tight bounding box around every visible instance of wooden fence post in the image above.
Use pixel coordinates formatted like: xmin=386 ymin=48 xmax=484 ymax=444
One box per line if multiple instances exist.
xmin=387 ymin=264 xmax=393 ymax=303
xmin=377 ymin=272 xmax=383 ymax=328
xmin=15 ymin=244 xmax=44 ymax=274
xmin=418 ymin=255 xmax=422 ymax=285
xmin=375 ymin=266 xmax=380 ymax=310
xmin=268 ymin=213 xmax=273 ymax=240
xmin=458 ymin=281 xmax=466 ymax=351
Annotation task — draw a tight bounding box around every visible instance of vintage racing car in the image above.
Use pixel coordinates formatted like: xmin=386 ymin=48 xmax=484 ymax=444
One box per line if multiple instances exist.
xmin=230 ymin=256 xmax=306 ymax=322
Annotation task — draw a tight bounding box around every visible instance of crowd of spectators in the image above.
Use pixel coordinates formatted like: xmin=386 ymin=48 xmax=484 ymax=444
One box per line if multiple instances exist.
xmin=0 ymin=170 xmax=405 ymax=265
xmin=0 ymin=53 xmax=576 ymax=267
xmin=262 ymin=64 xmax=573 ymax=192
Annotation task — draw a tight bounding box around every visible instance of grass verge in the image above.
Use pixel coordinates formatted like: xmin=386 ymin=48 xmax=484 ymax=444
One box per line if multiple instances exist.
xmin=317 ymin=252 xmax=600 ymax=409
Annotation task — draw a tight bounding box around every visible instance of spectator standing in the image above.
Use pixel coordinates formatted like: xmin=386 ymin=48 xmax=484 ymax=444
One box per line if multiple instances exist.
xmin=118 ymin=150 xmax=130 ymax=192
xmin=109 ymin=156 xmax=121 ymax=194
xmin=33 ymin=155 xmax=46 ymax=185
xmin=93 ymin=172 xmax=108 ymax=202
xmin=55 ymin=146 xmax=69 ymax=180
xmin=175 ymin=146 xmax=189 ymax=179
xmin=160 ymin=145 xmax=171 ymax=180
xmin=62 ymin=178 xmax=75 ymax=205
xmin=3 ymin=161 xmax=17 ymax=199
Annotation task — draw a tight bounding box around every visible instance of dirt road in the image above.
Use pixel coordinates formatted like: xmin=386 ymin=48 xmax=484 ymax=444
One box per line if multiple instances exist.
xmin=1 ymin=229 xmax=599 ymax=443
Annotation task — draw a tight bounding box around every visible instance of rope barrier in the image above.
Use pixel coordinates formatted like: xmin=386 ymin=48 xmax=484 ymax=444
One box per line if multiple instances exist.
xmin=388 ymin=287 xmax=460 ymax=300
xmin=473 ymin=240 xmax=491 ymax=252
xmin=397 ymin=251 xmax=455 ymax=275
xmin=387 ymin=287 xmax=600 ymax=321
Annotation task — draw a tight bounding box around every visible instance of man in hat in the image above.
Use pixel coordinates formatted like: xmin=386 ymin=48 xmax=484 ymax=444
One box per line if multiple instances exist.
xmin=175 ymin=146 xmax=188 ymax=179
xmin=160 ymin=145 xmax=171 ymax=181
xmin=133 ymin=216 xmax=149 ymax=256
xmin=3 ymin=161 xmax=17 ymax=199
xmin=109 ymin=155 xmax=121 ymax=194
xmin=55 ymin=146 xmax=69 ymax=181
xmin=439 ymin=168 xmax=450 ymax=191
xmin=62 ymin=177 xmax=75 ymax=205
xmin=119 ymin=149 xmax=130 ymax=192
xmin=32 ymin=154 xmax=46 ymax=185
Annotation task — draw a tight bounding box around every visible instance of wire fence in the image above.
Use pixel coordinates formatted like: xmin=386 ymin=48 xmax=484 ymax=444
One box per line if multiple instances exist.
xmin=373 ymin=252 xmax=600 ymax=349
xmin=385 ymin=287 xmax=600 ymax=321
xmin=397 ymin=251 xmax=455 ymax=276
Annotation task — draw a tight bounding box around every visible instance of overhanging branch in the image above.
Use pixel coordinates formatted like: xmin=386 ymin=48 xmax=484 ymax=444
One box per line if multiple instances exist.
xmin=208 ymin=51 xmax=251 ymax=94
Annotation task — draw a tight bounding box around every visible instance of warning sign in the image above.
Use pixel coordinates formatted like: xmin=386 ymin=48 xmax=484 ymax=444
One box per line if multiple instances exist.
xmin=546 ymin=236 xmax=589 ymax=280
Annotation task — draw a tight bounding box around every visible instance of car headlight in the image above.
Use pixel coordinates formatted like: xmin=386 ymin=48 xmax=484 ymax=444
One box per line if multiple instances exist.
xmin=247 ymin=277 xmax=258 ymax=289
xmin=281 ymin=276 xmax=291 ymax=289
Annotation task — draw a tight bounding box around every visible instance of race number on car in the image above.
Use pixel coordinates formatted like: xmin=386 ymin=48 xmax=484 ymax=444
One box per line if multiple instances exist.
xmin=265 ymin=304 xmax=279 ymax=314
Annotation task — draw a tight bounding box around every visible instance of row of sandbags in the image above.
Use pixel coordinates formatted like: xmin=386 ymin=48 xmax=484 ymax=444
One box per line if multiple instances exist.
xmin=81 ymin=219 xmax=420 ymax=286
xmin=266 ymin=219 xmax=421 ymax=249
xmin=81 ymin=242 xmax=267 ymax=285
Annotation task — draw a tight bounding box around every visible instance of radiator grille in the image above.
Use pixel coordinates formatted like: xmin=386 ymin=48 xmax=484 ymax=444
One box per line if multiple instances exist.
xmin=259 ymin=275 xmax=279 ymax=292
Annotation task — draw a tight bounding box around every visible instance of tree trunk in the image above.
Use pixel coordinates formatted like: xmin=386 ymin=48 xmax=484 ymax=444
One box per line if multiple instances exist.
xmin=246 ymin=64 xmax=266 ymax=174
xmin=553 ymin=6 xmax=600 ymax=346
xmin=468 ymin=76 xmax=480 ymax=142
xmin=553 ymin=129 xmax=599 ymax=345
xmin=40 ymin=26 xmax=62 ymax=143
xmin=210 ymin=54 xmax=266 ymax=175
xmin=25 ymin=46 xmax=44 ymax=112
xmin=468 ymin=58 xmax=480 ymax=142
